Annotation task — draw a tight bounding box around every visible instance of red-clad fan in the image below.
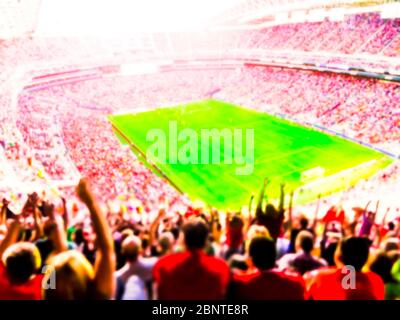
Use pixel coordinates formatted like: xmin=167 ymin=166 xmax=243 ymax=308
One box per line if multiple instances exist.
xmin=305 ymin=237 xmax=385 ymax=300
xmin=153 ymin=218 xmax=230 ymax=300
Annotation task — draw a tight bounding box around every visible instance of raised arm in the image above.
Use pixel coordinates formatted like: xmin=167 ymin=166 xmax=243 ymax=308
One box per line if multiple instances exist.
xmin=32 ymin=204 xmax=44 ymax=241
xmin=149 ymin=208 xmax=166 ymax=247
xmin=0 ymin=199 xmax=9 ymax=226
xmin=372 ymin=201 xmax=380 ymax=224
xmin=256 ymin=178 xmax=268 ymax=216
xmin=77 ymin=178 xmax=115 ymax=299
xmin=362 ymin=201 xmax=371 ymax=220
xmin=61 ymin=197 xmax=69 ymax=232
xmin=44 ymin=201 xmax=68 ymax=254
xmin=376 ymin=207 xmax=391 ymax=247
xmin=311 ymin=194 xmax=321 ymax=231
xmin=285 ymin=190 xmax=294 ymax=232
xmin=278 ymin=183 xmax=285 ymax=215
xmin=243 ymin=195 xmax=255 ymax=236
xmin=394 ymin=209 xmax=400 ymax=237
xmin=381 ymin=207 xmax=390 ymax=228
xmin=19 ymin=193 xmax=43 ymax=241
xmin=0 ymin=219 xmax=21 ymax=259
xmin=248 ymin=194 xmax=254 ymax=216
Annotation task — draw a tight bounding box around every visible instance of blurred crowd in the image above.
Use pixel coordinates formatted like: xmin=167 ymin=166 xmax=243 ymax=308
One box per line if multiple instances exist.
xmin=1 ymin=66 xmax=398 ymax=209
xmin=0 ymin=178 xmax=399 ymax=300
xmin=0 ymin=8 xmax=399 ymax=300
xmin=247 ymin=12 xmax=400 ymax=57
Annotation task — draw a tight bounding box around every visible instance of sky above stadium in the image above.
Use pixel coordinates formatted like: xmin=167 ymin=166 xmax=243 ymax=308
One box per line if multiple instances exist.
xmin=36 ymin=0 xmax=243 ymax=36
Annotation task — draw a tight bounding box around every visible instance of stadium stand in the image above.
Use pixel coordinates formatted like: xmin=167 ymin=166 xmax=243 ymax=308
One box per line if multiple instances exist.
xmin=0 ymin=0 xmax=399 ymax=301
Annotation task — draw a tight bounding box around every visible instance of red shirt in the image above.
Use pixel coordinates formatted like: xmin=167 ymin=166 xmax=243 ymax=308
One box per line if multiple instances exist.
xmin=307 ymin=267 xmax=385 ymax=300
xmin=322 ymin=206 xmax=345 ymax=224
xmin=231 ymin=269 xmax=306 ymax=300
xmin=153 ymin=250 xmax=230 ymax=300
xmin=0 ymin=262 xmax=43 ymax=300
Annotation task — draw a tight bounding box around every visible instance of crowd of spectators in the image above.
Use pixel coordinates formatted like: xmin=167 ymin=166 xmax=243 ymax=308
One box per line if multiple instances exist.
xmin=0 ymin=9 xmax=399 ymax=300
xmin=1 ymin=65 xmax=398 ymax=221
xmin=0 ymin=177 xmax=399 ymax=300
xmin=246 ymin=12 xmax=400 ymax=57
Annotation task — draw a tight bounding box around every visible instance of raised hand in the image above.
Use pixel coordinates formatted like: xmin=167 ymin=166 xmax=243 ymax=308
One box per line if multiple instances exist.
xmin=157 ymin=207 xmax=167 ymax=220
xmin=2 ymin=198 xmax=10 ymax=207
xmin=77 ymin=178 xmax=95 ymax=205
xmin=42 ymin=202 xmax=55 ymax=220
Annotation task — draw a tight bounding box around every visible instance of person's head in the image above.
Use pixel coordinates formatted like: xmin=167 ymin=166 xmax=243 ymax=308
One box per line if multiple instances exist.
xmin=295 ymin=230 xmax=314 ymax=254
xmin=247 ymin=225 xmax=270 ymax=242
xmin=335 ymin=236 xmax=371 ymax=271
xmin=140 ymin=234 xmax=150 ymax=252
xmin=369 ymin=251 xmax=400 ymax=283
xmin=121 ymin=235 xmax=142 ymax=263
xmin=229 ymin=215 xmax=244 ymax=228
xmin=157 ymin=232 xmax=174 ymax=256
xmin=2 ymin=242 xmax=41 ymax=284
xmin=299 ymin=217 xmax=309 ymax=229
xmin=228 ymin=254 xmax=248 ymax=271
xmin=170 ymin=227 xmax=180 ymax=241
xmin=120 ymin=228 xmax=134 ymax=242
xmin=265 ymin=204 xmax=277 ymax=216
xmin=45 ymin=250 xmax=94 ymax=300
xmin=249 ymin=236 xmax=276 ymax=270
xmin=322 ymin=240 xmax=339 ymax=266
xmin=381 ymin=237 xmax=399 ymax=253
xmin=73 ymin=227 xmax=85 ymax=245
xmin=183 ymin=219 xmax=209 ymax=250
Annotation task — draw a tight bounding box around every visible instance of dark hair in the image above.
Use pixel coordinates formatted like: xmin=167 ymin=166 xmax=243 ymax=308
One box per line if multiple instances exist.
xmin=5 ymin=244 xmax=40 ymax=284
xmin=229 ymin=215 xmax=244 ymax=228
xmin=265 ymin=204 xmax=277 ymax=217
xmin=340 ymin=237 xmax=371 ymax=271
xmin=141 ymin=235 xmax=150 ymax=251
xmin=183 ymin=219 xmax=209 ymax=250
xmin=249 ymin=236 xmax=276 ymax=270
xmin=74 ymin=228 xmax=85 ymax=245
xmin=321 ymin=241 xmax=339 ymax=266
xmin=170 ymin=227 xmax=180 ymax=241
xmin=297 ymin=231 xmax=314 ymax=254
xmin=228 ymin=254 xmax=248 ymax=271
xmin=370 ymin=251 xmax=400 ymax=283
xmin=300 ymin=217 xmax=309 ymax=229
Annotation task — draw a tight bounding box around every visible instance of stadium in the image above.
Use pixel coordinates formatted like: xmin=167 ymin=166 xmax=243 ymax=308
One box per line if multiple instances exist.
xmin=0 ymin=0 xmax=399 ymax=301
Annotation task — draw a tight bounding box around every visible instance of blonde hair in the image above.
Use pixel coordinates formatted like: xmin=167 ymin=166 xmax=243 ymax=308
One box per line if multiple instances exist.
xmin=44 ymin=250 xmax=94 ymax=300
xmin=246 ymin=225 xmax=271 ymax=252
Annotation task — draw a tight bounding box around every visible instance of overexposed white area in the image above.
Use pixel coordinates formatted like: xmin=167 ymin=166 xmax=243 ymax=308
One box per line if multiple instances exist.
xmin=36 ymin=0 xmax=243 ymax=36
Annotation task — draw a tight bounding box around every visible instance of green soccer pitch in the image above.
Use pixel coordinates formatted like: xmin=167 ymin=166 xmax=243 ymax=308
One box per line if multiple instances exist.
xmin=108 ymin=100 xmax=392 ymax=210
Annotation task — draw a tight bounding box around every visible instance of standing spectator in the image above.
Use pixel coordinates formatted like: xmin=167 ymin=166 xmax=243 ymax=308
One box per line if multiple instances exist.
xmin=369 ymin=251 xmax=400 ymax=300
xmin=44 ymin=179 xmax=116 ymax=300
xmin=229 ymin=236 xmax=306 ymax=300
xmin=153 ymin=219 xmax=230 ymax=300
xmin=306 ymin=236 xmax=385 ymax=300
xmin=115 ymin=235 xmax=157 ymax=300
xmin=277 ymin=230 xmax=327 ymax=275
